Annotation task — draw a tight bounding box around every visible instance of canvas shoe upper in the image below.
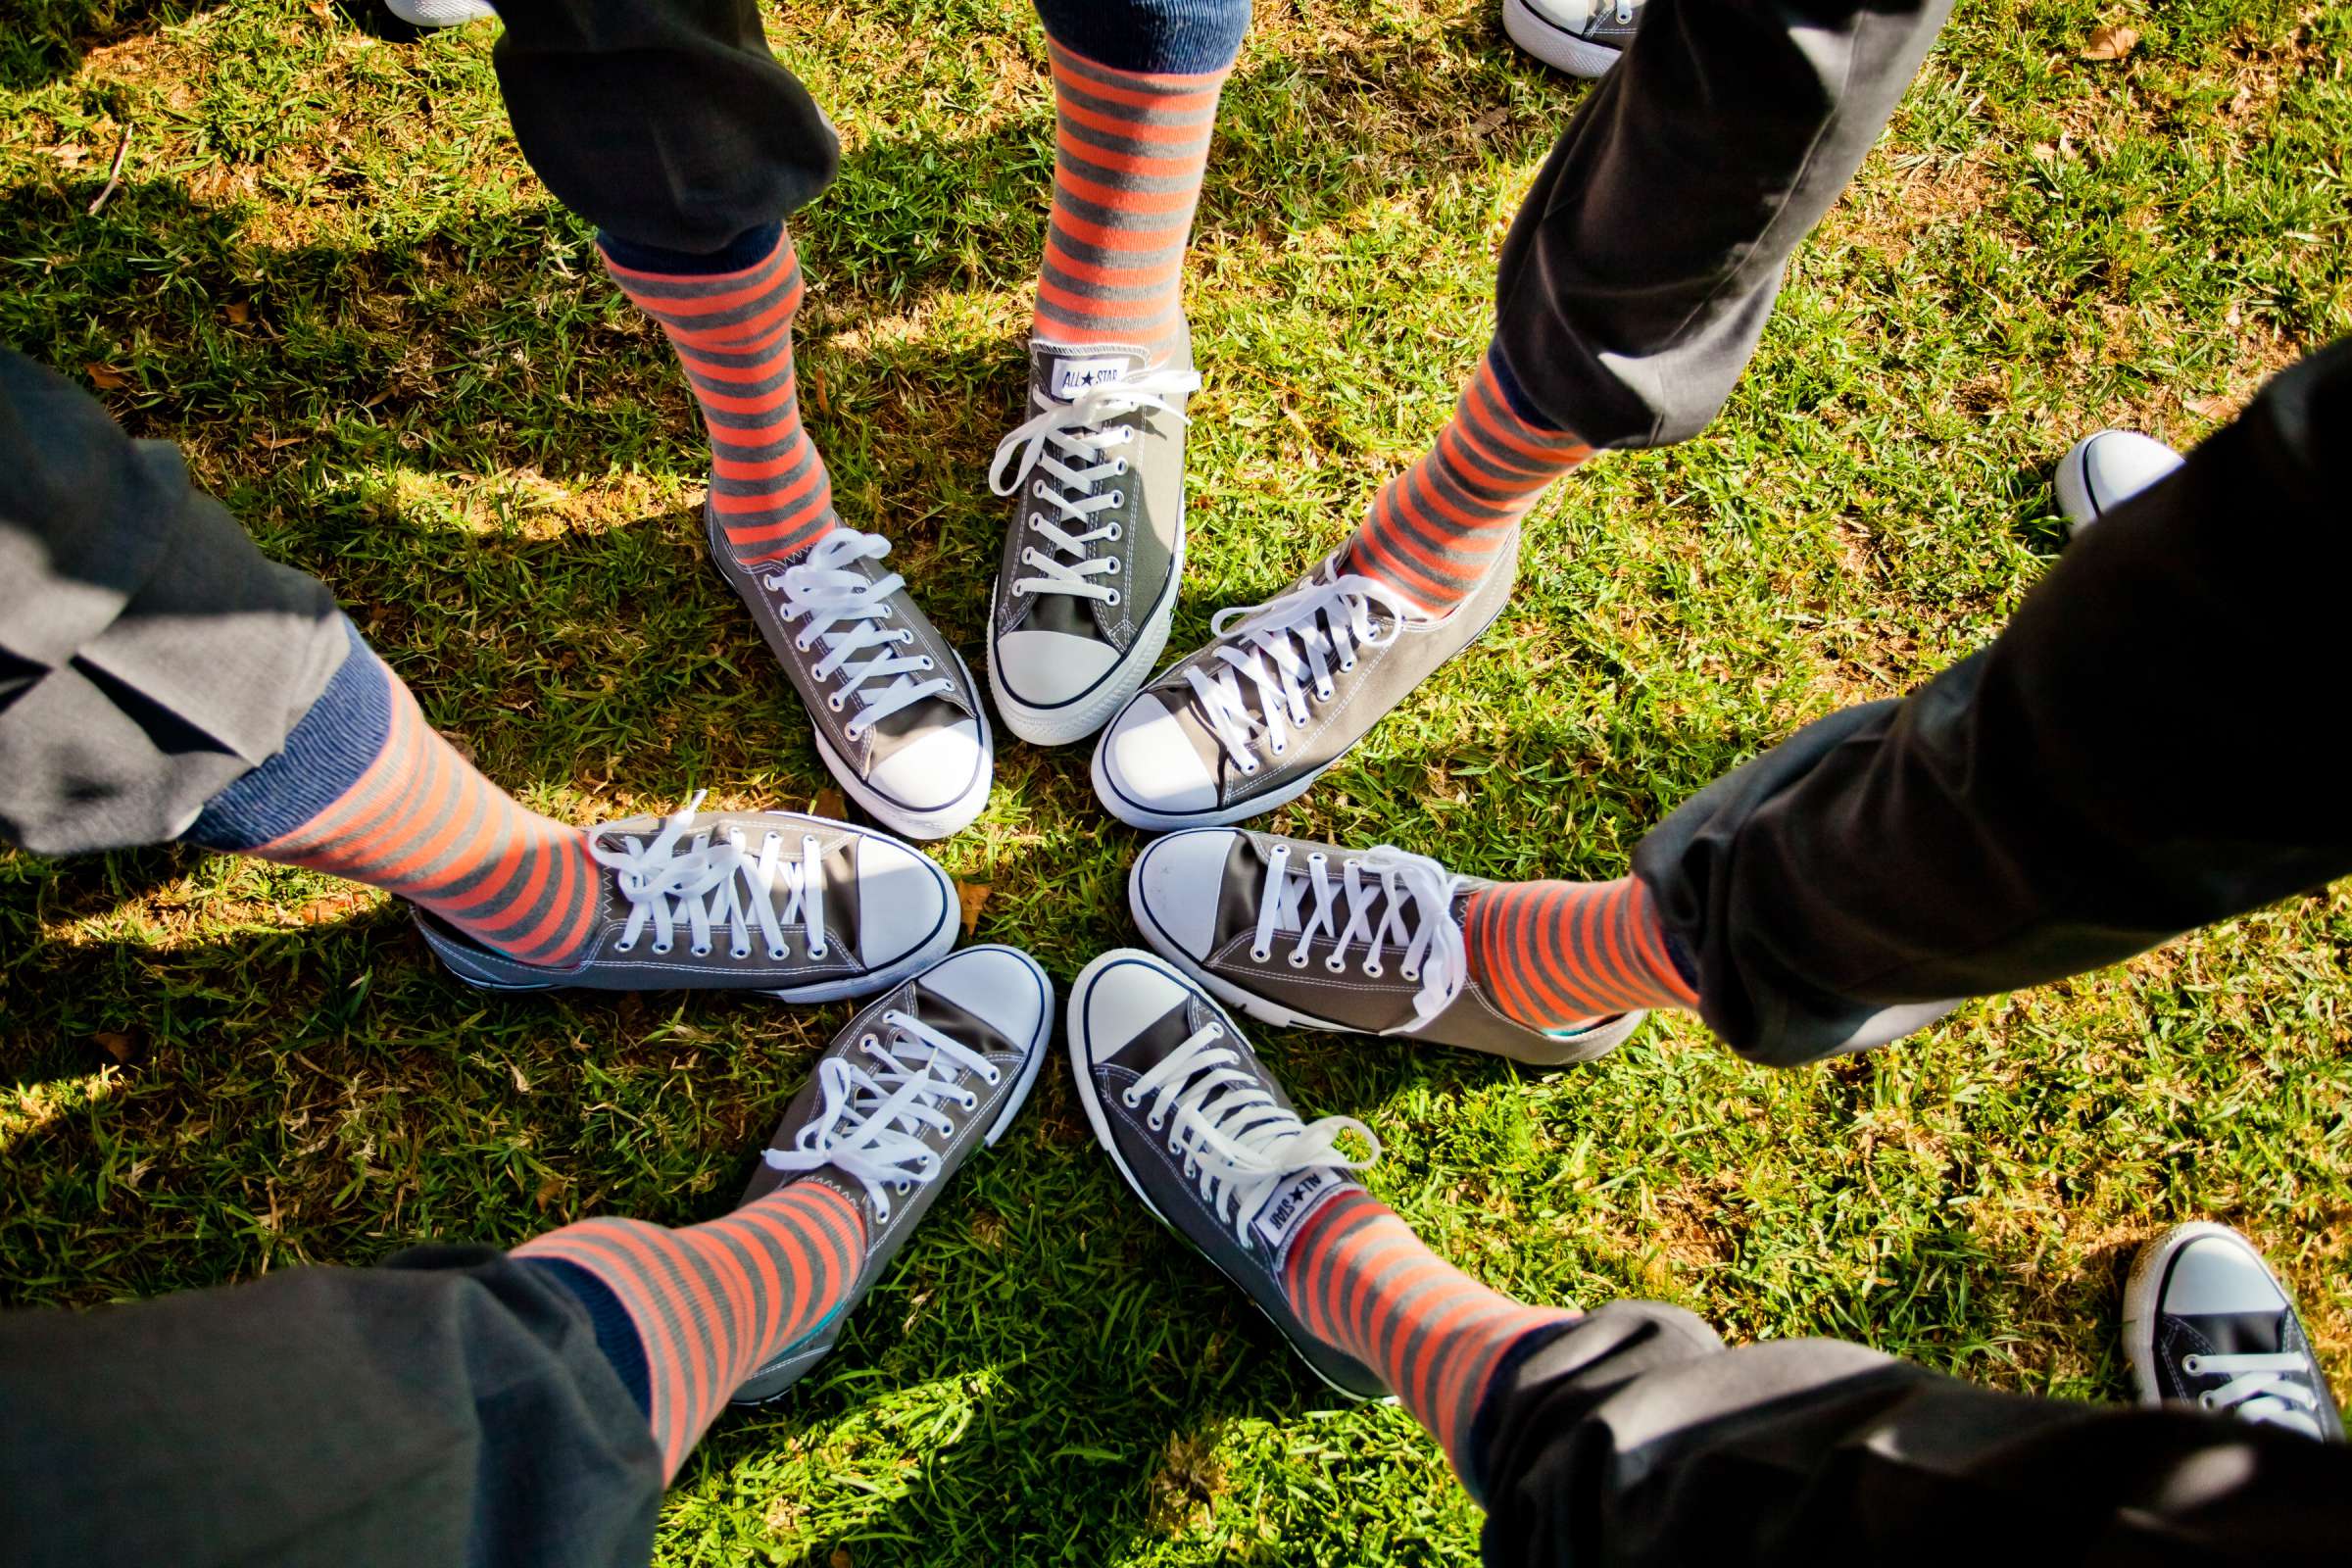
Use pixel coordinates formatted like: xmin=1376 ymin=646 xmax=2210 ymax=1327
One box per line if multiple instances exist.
xmin=710 ymin=518 xmax=993 ymax=841
xmin=1066 ymin=949 xmax=1388 ymax=1399
xmin=2054 ymin=429 xmax=2183 ymax=536
xmin=416 ymin=796 xmax=956 ymax=1000
xmin=1502 ymin=0 xmax=1643 ymax=77
xmin=2123 ymin=1221 xmax=2345 ymax=1442
xmin=1129 ymin=828 xmax=1642 ymax=1067
xmin=731 ymin=945 xmax=1055 ymax=1402
xmin=987 ymin=337 xmax=1197 ymax=747
xmin=1092 ymin=536 xmax=1518 ymax=831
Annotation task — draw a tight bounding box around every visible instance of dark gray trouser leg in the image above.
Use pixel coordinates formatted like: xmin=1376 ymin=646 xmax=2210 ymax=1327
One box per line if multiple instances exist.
xmin=1631 ymin=336 xmax=2352 ymax=1065
xmin=0 ymin=350 xmax=349 ymax=856
xmin=1473 ymin=1300 xmax=2352 ymax=1566
xmin=0 ymin=1248 xmax=662 ymax=1568
xmin=1493 ymin=0 xmax=1953 ymax=446
xmin=490 ymin=0 xmax=840 ymax=256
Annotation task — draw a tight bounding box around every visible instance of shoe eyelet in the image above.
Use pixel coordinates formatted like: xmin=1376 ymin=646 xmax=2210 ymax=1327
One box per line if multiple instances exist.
xmin=961 ymin=1092 xmax=978 ymax=1109
xmin=1400 ymin=967 xmax=1419 ymax=982
xmin=828 ymin=695 xmax=845 ymax=712
xmin=2198 ymin=1393 xmax=2217 ymax=1410
xmin=1113 ymin=458 xmax=1128 ymax=476
xmin=882 ymin=605 xmax=897 ymax=618
xmin=1108 ymin=490 xmax=1123 ymax=507
xmin=1032 ymin=480 xmax=1049 ymax=499
xmin=1238 ymin=761 xmax=1258 ymax=776
xmin=895 ymin=1180 xmax=911 ymax=1195
xmin=1104 ymin=590 xmax=1122 ymax=607
xmin=2182 ymin=1355 xmax=2204 ymax=1376
xmin=796 ymin=637 xmax=815 ymax=653
xmin=1339 ymin=661 xmax=1355 ymax=673
xmin=1326 ymin=956 xmax=1348 ymax=973
xmin=1250 ymin=947 xmax=1271 ymax=963
xmin=652 ymin=943 xmax=672 ymax=956
xmin=875 ymin=1203 xmax=891 ymax=1222
xmin=613 ymin=940 xmax=636 ymax=954
xmin=1122 ymin=1090 xmax=1141 ymax=1108
xmin=1105 ymin=523 xmax=1123 ymax=542
xmin=1314 ymin=685 xmax=1334 ymax=701
xmin=1104 ymin=559 xmax=1120 ymax=576
xmin=1288 ymin=953 xmax=1308 ymax=968
xmin=732 ymin=947 xmax=751 ymax=959
xmin=1270 ymin=741 xmax=1286 ymax=756
xmin=1013 ymin=582 xmax=1031 ymax=597
xmin=769 ymin=947 xmax=788 ymax=960
xmin=920 ymin=656 xmax=935 ymax=669
xmin=985 ymin=1070 xmax=1002 ymax=1085
xmin=1363 ymin=963 xmax=1384 ymax=978
xmin=1149 ymin=1114 xmax=1165 ymax=1132
xmin=846 ymin=724 xmax=867 ymax=742
xmin=809 ymin=944 xmax=830 ymax=960
xmin=1309 ymin=853 xmax=1327 ymax=865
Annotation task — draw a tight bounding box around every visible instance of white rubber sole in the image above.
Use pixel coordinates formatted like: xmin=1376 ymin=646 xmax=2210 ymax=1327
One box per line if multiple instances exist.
xmin=1091 ymin=742 xmax=1339 ymax=833
xmin=813 ymin=648 xmax=995 ymax=842
xmin=1126 ymin=866 xmax=1645 ymax=1066
xmin=989 ymin=534 xmax=1185 ymax=749
xmin=1064 ymin=950 xmax=1390 ymax=1404
xmin=1502 ymin=0 xmax=1624 ymax=76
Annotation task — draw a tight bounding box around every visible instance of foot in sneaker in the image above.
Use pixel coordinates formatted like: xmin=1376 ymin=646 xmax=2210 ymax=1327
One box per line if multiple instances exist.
xmin=2055 ymin=429 xmax=2183 ymax=537
xmin=1092 ymin=541 xmax=1516 ymax=829
xmin=416 ymin=793 xmax=956 ymax=999
xmin=712 ymin=523 xmax=993 ymax=840
xmin=1502 ymin=0 xmax=1643 ymax=76
xmin=987 ymin=340 xmax=1199 ymax=746
xmin=1129 ymin=828 xmax=1644 ymax=1066
xmin=1065 ymin=949 xmax=1389 ymax=1398
xmin=732 ymin=944 xmax=1054 ymax=1402
xmin=2124 ymin=1221 xmax=2344 ymax=1441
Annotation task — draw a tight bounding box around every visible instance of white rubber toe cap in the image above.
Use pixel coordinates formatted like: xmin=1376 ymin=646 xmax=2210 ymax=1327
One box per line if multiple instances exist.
xmin=1130 ymin=830 xmax=1238 ymax=960
xmin=994 ymin=629 xmax=1121 ymax=709
xmin=2056 ymin=430 xmax=2183 ymax=534
xmin=917 ymin=945 xmax=1050 ymax=1047
xmin=866 ymin=718 xmax=987 ymax=814
xmin=1073 ymin=951 xmax=1195 ymax=1068
xmin=855 ymin=836 xmax=952 ymax=968
xmin=1100 ymin=698 xmax=1219 ymax=817
xmin=2163 ymin=1233 xmax=2290 ymax=1316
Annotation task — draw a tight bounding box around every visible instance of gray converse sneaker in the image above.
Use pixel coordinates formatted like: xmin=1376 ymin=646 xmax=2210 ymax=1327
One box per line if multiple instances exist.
xmin=1067 ymin=949 xmax=1388 ymax=1399
xmin=733 ymin=945 xmax=1055 ymax=1403
xmin=987 ymin=338 xmax=1199 ymax=747
xmin=1092 ymin=537 xmax=1517 ymax=830
xmin=417 ymin=795 xmax=956 ymax=999
xmin=2123 ymin=1222 xmax=2345 ymax=1442
xmin=710 ymin=518 xmax=993 ymax=841
xmin=1129 ymin=828 xmax=1643 ymax=1067
xmin=1502 ymin=0 xmax=1643 ymax=76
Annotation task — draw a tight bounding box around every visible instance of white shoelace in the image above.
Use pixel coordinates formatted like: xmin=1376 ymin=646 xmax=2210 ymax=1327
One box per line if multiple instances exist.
xmin=988 ymin=368 xmax=1200 ymax=607
xmin=1249 ymin=843 xmax=1470 ymax=1030
xmin=1182 ymin=570 xmax=1419 ymax=772
xmin=589 ymin=792 xmax=829 ymax=961
xmin=761 ymin=529 xmax=954 ymax=739
xmin=1119 ymin=1021 xmax=1379 ymax=1248
xmin=761 ymin=1010 xmax=1001 ymax=1221
xmin=2183 ymin=1350 xmax=2327 ymax=1437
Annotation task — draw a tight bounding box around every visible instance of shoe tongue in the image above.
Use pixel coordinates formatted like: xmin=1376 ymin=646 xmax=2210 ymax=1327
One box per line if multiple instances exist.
xmin=2187 ymin=1309 xmax=2290 ymax=1358
xmin=1030 ymin=342 xmax=1150 ymax=404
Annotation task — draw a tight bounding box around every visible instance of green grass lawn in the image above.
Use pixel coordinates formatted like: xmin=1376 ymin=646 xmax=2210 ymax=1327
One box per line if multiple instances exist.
xmin=4 ymin=0 xmax=2349 ymax=1561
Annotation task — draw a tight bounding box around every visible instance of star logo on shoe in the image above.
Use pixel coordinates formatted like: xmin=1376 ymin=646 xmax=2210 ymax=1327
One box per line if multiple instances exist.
xmin=1051 ymin=357 xmax=1130 ymax=399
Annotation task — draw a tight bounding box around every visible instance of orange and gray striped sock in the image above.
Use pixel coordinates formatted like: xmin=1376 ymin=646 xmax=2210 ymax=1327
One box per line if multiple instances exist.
xmin=1034 ymin=39 xmax=1228 ymax=357
xmin=1346 ymin=351 xmax=1593 ymax=613
xmin=603 ymin=227 xmax=837 ymax=565
xmin=1465 ymin=877 xmax=1697 ymax=1033
xmin=1283 ymin=1188 xmax=1575 ymax=1500
xmin=185 ymin=627 xmax=602 ymax=968
xmin=517 ymin=1181 xmax=867 ymax=1479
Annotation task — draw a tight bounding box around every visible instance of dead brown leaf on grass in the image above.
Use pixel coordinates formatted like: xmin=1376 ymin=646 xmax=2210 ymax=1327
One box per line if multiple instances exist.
xmin=2082 ymin=24 xmax=2140 ymax=61
xmin=956 ymin=880 xmax=991 ymax=936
